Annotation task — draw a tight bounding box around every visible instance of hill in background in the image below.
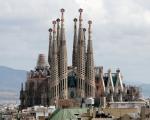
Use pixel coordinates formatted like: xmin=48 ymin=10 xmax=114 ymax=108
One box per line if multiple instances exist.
xmin=0 ymin=66 xmax=26 ymax=103
xmin=0 ymin=66 xmax=149 ymax=103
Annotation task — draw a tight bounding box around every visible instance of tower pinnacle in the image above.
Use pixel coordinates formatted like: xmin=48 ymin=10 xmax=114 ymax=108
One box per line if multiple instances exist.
xmin=60 ymin=8 xmax=65 ymax=23
xmin=83 ymin=28 xmax=86 ymax=57
xmin=52 ymin=20 xmax=57 ymax=53
xmin=88 ymin=20 xmax=92 ymax=32
xmin=86 ymin=20 xmax=95 ymax=97
xmin=59 ymin=8 xmax=68 ymax=99
xmin=83 ymin=28 xmax=86 ymax=32
xmin=56 ymin=18 xmax=60 ymax=48
xmin=21 ymin=83 xmax=23 ymax=91
xmin=56 ymin=18 xmax=60 ymax=22
xmin=79 ymin=8 xmax=83 ymax=28
xmin=79 ymin=8 xmax=83 ymax=21
xmin=52 ymin=21 xmax=56 ymax=33
xmin=88 ymin=20 xmax=92 ymax=41
xmin=77 ymin=8 xmax=85 ymax=98
xmin=72 ymin=18 xmax=78 ymax=68
xmin=48 ymin=28 xmax=53 ymax=65
xmin=52 ymin=20 xmax=57 ymax=52
xmin=87 ymin=20 xmax=92 ymax=52
xmin=48 ymin=28 xmax=53 ymax=32
xmin=50 ymin=20 xmax=59 ymax=103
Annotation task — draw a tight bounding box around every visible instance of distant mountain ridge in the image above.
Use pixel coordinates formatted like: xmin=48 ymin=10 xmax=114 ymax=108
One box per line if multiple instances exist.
xmin=0 ymin=66 xmax=26 ymax=90
xmin=0 ymin=66 xmax=27 ymax=103
xmin=0 ymin=66 xmax=149 ymax=103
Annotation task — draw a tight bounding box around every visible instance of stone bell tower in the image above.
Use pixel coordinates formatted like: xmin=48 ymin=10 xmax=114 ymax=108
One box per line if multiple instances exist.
xmin=50 ymin=21 xmax=59 ymax=105
xmin=85 ymin=20 xmax=95 ymax=98
xmin=76 ymin=8 xmax=86 ymax=98
xmin=58 ymin=8 xmax=68 ymax=99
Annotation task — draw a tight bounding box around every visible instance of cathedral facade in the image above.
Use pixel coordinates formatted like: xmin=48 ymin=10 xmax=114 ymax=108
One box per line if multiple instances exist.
xmin=20 ymin=9 xmax=140 ymax=109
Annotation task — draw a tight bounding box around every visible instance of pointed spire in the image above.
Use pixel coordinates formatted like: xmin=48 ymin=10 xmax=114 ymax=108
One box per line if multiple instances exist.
xmin=60 ymin=8 xmax=65 ymax=26
xmin=116 ymin=68 xmax=123 ymax=88
xmin=83 ymin=28 xmax=87 ymax=77
xmin=76 ymin=8 xmax=86 ymax=98
xmin=20 ymin=82 xmax=24 ymax=108
xmin=48 ymin=28 xmax=53 ymax=65
xmin=56 ymin=18 xmax=60 ymax=48
xmin=77 ymin=8 xmax=84 ymax=45
xmin=83 ymin=28 xmax=86 ymax=39
xmin=52 ymin=20 xmax=57 ymax=54
xmin=88 ymin=20 xmax=92 ymax=39
xmin=50 ymin=20 xmax=59 ymax=101
xmin=78 ymin=8 xmax=84 ymax=44
xmin=87 ymin=20 xmax=93 ymax=53
xmin=115 ymin=68 xmax=123 ymax=101
xmin=107 ymin=69 xmax=114 ymax=93
xmin=83 ymin=28 xmax=87 ymax=59
xmin=60 ymin=8 xmax=66 ymax=46
xmin=59 ymin=8 xmax=68 ymax=99
xmin=52 ymin=20 xmax=56 ymax=35
xmin=86 ymin=20 xmax=95 ymax=97
xmin=99 ymin=67 xmax=105 ymax=96
xmin=79 ymin=8 xmax=83 ymax=28
xmin=21 ymin=83 xmax=23 ymax=91
xmin=107 ymin=69 xmax=114 ymax=102
xmin=72 ymin=18 xmax=78 ymax=68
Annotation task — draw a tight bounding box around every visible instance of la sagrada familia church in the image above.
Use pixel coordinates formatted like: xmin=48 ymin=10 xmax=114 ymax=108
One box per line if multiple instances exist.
xmin=20 ymin=9 xmax=140 ymax=109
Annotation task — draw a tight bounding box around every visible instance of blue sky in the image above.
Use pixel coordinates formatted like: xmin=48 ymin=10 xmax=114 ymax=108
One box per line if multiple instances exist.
xmin=0 ymin=0 xmax=150 ymax=83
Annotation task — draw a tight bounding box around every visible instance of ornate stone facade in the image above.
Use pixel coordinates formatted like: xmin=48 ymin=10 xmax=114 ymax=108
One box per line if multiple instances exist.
xmin=20 ymin=54 xmax=50 ymax=107
xmin=20 ymin=9 xmax=140 ymax=109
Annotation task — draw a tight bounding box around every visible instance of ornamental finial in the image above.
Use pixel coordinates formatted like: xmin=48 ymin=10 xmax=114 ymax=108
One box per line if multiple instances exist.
xmin=79 ymin=8 xmax=83 ymax=13
xmin=88 ymin=20 xmax=92 ymax=25
xmin=83 ymin=28 xmax=86 ymax=32
xmin=74 ymin=18 xmax=78 ymax=22
xmin=79 ymin=8 xmax=83 ymax=22
xmin=56 ymin=18 xmax=60 ymax=22
xmin=48 ymin=28 xmax=53 ymax=32
xmin=52 ymin=20 xmax=56 ymax=33
xmin=60 ymin=8 xmax=65 ymax=22
xmin=88 ymin=20 xmax=92 ymax=34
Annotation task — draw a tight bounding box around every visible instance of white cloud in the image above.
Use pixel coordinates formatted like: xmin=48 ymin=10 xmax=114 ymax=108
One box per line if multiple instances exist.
xmin=0 ymin=0 xmax=150 ymax=83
